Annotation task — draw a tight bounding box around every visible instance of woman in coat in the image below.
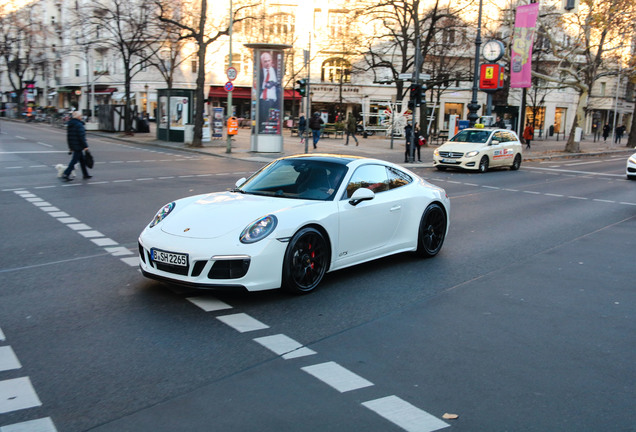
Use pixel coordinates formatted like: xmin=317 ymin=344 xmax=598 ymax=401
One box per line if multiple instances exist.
xmin=62 ymin=111 xmax=91 ymax=181
xmin=523 ymin=123 xmax=533 ymax=149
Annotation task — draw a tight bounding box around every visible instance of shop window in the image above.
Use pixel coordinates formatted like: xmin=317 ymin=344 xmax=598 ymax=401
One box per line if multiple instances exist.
xmin=525 ymin=106 xmax=545 ymax=130
xmin=321 ymin=57 xmax=351 ymax=83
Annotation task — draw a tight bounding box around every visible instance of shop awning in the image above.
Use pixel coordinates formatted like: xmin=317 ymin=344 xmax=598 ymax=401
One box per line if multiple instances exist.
xmin=88 ymin=87 xmax=117 ymax=95
xmin=208 ymin=86 xmax=300 ymax=100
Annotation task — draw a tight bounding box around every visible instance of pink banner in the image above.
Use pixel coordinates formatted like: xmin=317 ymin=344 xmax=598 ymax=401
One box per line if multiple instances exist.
xmin=510 ymin=3 xmax=539 ymax=88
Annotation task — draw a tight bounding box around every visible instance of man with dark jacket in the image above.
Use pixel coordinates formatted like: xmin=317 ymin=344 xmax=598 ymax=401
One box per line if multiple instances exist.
xmin=308 ymin=112 xmax=324 ymax=149
xmin=62 ymin=111 xmax=91 ymax=181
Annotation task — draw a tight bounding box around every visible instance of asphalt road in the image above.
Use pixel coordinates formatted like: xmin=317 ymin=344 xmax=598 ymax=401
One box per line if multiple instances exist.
xmin=1 ymin=121 xmax=634 ymax=432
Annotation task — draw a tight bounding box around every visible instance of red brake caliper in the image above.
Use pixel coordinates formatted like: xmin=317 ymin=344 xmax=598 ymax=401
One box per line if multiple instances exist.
xmin=309 ymin=242 xmax=315 ymax=269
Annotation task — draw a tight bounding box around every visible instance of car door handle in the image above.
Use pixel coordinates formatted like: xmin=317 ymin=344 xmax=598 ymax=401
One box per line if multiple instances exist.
xmin=390 ymin=205 xmax=401 ymax=212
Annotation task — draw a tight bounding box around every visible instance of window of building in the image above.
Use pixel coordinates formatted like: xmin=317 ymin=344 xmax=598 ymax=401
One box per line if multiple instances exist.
xmin=525 ymin=107 xmax=546 ymax=130
xmin=191 ymin=59 xmax=198 ymax=74
xmin=269 ymin=13 xmax=294 ymax=38
xmin=225 ymin=53 xmax=249 ymax=76
xmin=328 ymin=12 xmax=346 ymax=39
xmin=600 ymin=82 xmax=606 ymax=97
xmin=321 ymin=57 xmax=351 ymax=83
xmin=75 ymin=64 xmax=80 ymax=77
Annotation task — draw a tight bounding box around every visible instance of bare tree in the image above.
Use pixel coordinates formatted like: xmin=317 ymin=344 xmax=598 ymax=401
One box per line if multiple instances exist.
xmin=156 ymin=0 xmax=256 ymax=147
xmin=0 ymin=1 xmax=42 ymax=111
xmin=81 ymin=0 xmax=164 ymax=134
xmin=535 ymin=0 xmax=636 ymax=152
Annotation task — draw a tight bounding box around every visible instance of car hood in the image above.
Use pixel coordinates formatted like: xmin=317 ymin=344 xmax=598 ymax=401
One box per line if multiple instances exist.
xmin=437 ymin=141 xmax=487 ymax=152
xmin=160 ymin=191 xmax=312 ymax=239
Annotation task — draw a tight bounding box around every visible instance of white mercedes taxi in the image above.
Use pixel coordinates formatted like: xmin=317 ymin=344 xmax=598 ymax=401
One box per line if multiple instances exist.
xmin=433 ymin=127 xmax=523 ymax=172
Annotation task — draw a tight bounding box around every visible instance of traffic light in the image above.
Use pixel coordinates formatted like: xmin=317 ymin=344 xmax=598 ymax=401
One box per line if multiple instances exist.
xmin=409 ymin=84 xmax=422 ymax=107
xmin=295 ymin=79 xmax=307 ymax=96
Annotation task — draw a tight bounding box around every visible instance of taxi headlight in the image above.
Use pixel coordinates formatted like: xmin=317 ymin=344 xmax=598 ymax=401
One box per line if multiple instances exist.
xmin=629 ymin=156 xmax=636 ymax=164
xmin=240 ymin=215 xmax=278 ymax=244
xmin=434 ymin=149 xmax=439 ymax=157
xmin=465 ymin=150 xmax=479 ymax=158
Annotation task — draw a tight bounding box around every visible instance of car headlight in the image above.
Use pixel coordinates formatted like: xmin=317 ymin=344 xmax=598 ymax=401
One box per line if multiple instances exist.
xmin=434 ymin=149 xmax=439 ymax=156
xmin=629 ymin=156 xmax=636 ymax=164
xmin=465 ymin=150 xmax=479 ymax=157
xmin=240 ymin=215 xmax=278 ymax=244
xmin=149 ymin=202 xmax=175 ymax=228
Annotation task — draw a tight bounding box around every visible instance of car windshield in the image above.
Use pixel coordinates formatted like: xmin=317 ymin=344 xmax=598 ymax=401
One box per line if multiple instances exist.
xmin=237 ymin=159 xmax=348 ymax=201
xmin=450 ymin=130 xmax=492 ymax=144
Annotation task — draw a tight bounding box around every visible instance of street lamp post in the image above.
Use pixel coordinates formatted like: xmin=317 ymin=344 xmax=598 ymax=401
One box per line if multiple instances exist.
xmin=467 ymin=0 xmax=484 ymax=127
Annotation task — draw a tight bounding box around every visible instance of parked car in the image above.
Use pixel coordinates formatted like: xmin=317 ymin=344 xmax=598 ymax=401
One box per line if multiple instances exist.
xmin=627 ymin=152 xmax=636 ymax=180
xmin=139 ymin=154 xmax=450 ymax=294
xmin=433 ymin=128 xmax=523 ymax=172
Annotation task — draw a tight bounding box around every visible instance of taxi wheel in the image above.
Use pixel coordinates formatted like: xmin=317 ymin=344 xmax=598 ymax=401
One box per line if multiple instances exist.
xmin=416 ymin=203 xmax=447 ymax=257
xmin=511 ymin=154 xmax=522 ymax=170
xmin=478 ymin=156 xmax=489 ymax=173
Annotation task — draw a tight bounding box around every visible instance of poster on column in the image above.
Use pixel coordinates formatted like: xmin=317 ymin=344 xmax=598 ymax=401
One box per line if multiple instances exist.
xmin=212 ymin=107 xmax=224 ymax=138
xmin=258 ymin=50 xmax=284 ymax=134
xmin=510 ymin=3 xmax=539 ymax=88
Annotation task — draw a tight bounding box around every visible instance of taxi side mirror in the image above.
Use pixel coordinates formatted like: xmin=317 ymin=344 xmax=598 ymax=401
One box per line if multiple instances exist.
xmin=490 ymin=140 xmax=500 ymax=146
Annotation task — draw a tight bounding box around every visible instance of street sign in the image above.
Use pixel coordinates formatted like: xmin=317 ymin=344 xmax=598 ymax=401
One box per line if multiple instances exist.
xmin=226 ymin=67 xmax=238 ymax=81
xmin=398 ymin=73 xmax=412 ymax=80
xmin=420 ymin=73 xmax=431 ymax=80
xmin=224 ymin=81 xmax=234 ymax=92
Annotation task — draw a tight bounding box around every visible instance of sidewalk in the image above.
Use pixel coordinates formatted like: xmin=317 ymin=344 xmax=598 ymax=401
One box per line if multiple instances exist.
xmin=91 ymin=122 xmax=634 ymax=167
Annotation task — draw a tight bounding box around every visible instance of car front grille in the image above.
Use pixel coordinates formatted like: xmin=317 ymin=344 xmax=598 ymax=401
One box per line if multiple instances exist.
xmin=438 ymin=151 xmax=464 ymax=158
xmin=139 ymin=243 xmax=250 ymax=280
xmin=628 ymin=167 xmax=636 ymax=173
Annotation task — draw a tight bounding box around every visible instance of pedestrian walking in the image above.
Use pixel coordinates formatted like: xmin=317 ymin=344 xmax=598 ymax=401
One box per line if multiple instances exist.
xmin=62 ymin=111 xmax=91 ymax=181
xmin=298 ymin=113 xmax=307 ymax=144
xmin=523 ymin=123 xmax=533 ymax=149
xmin=345 ymin=113 xmax=359 ymax=146
xmin=602 ymin=123 xmax=610 ymax=142
xmin=404 ymin=122 xmax=413 ymax=162
xmin=615 ymin=124 xmax=625 ymax=145
xmin=309 ymin=112 xmax=324 ymax=149
xmin=414 ymin=123 xmax=422 ymax=162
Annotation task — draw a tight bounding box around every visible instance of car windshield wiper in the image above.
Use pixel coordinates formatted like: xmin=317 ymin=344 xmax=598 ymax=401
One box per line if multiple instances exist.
xmin=230 ymin=188 xmax=246 ymax=194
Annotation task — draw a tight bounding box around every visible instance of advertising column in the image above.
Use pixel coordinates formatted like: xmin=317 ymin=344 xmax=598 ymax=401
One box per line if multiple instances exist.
xmin=246 ymin=43 xmax=291 ymax=152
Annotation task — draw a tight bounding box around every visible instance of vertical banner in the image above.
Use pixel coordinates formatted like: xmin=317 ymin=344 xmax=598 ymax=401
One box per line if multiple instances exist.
xmin=510 ymin=3 xmax=539 ymax=88
xmin=257 ymin=49 xmax=284 ymax=134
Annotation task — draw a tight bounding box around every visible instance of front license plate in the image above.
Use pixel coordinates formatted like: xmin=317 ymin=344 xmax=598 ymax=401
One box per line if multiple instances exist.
xmin=442 ymin=158 xmax=458 ymax=164
xmin=151 ymin=248 xmax=188 ymax=267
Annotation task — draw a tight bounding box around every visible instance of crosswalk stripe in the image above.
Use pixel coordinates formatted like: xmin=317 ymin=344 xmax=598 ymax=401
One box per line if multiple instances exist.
xmin=362 ymin=395 xmax=449 ymax=432
xmin=301 ymin=361 xmax=373 ymax=393
xmin=0 ymin=377 xmax=42 ymax=414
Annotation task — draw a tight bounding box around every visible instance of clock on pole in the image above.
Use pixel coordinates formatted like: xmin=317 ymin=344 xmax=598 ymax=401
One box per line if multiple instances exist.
xmin=482 ymin=40 xmax=505 ymax=62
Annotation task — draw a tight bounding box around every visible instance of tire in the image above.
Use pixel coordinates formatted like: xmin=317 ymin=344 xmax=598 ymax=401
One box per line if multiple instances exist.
xmin=416 ymin=203 xmax=447 ymax=258
xmin=511 ymin=154 xmax=522 ymax=170
xmin=478 ymin=156 xmax=489 ymax=173
xmin=435 ymin=166 xmax=447 ymax=171
xmin=282 ymin=227 xmax=329 ymax=294
xmin=628 ymin=175 xmax=636 ymax=181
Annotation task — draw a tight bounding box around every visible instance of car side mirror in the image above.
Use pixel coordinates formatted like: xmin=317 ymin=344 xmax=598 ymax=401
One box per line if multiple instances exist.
xmin=235 ymin=177 xmax=247 ymax=188
xmin=349 ymin=187 xmax=375 ymax=206
xmin=490 ymin=140 xmax=500 ymax=145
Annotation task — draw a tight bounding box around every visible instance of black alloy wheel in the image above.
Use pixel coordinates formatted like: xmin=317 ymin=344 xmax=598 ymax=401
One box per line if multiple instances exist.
xmin=478 ymin=156 xmax=489 ymax=173
xmin=416 ymin=203 xmax=447 ymax=257
xmin=282 ymin=227 xmax=329 ymax=294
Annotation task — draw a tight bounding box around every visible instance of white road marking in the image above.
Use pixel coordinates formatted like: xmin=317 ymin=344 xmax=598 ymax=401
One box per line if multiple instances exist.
xmin=302 ymin=361 xmax=374 ymax=393
xmin=37 ymin=142 xmax=54 ymax=148
xmin=0 ymin=346 xmax=21 ymax=372
xmin=362 ymin=396 xmax=449 ymax=432
xmin=524 ymin=166 xmax=624 ymax=177
xmin=187 ymin=297 xmax=233 ymax=312
xmin=120 ymin=257 xmax=139 ymax=267
xmin=253 ymin=334 xmax=317 ymax=359
xmin=104 ymin=247 xmax=134 ymax=256
xmin=68 ymin=223 xmax=92 ymax=231
xmin=91 ymin=238 xmax=118 ymax=247
xmin=57 ymin=217 xmax=80 ymax=224
xmin=0 ymin=417 xmax=58 ymax=432
xmin=0 ymin=377 xmax=42 ymax=414
xmin=216 ymin=313 xmax=269 ymax=333
xmin=78 ymin=230 xmax=103 ymax=238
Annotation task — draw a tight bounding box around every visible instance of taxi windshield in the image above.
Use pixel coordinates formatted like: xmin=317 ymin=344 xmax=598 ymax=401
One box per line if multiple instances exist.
xmin=450 ymin=130 xmax=491 ymax=143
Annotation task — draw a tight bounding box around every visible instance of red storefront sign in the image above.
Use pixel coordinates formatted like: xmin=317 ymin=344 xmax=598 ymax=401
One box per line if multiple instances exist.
xmin=479 ymin=64 xmax=504 ymax=91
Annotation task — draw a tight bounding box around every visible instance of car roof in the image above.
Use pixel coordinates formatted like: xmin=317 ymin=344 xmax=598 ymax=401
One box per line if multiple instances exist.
xmin=280 ymin=153 xmax=363 ymax=165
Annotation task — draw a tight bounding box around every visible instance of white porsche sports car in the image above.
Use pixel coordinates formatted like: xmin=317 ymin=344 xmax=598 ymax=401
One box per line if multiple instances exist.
xmin=138 ymin=154 xmax=450 ymax=294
